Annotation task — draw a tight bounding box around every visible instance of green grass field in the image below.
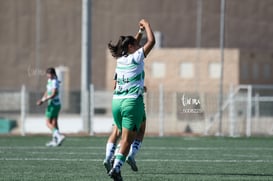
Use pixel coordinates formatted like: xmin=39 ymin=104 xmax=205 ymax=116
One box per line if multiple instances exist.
xmin=0 ymin=136 xmax=273 ymax=181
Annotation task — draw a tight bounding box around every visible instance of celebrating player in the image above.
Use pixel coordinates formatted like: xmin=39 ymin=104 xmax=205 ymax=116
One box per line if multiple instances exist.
xmin=105 ymin=19 xmax=155 ymax=181
xmin=103 ymin=88 xmax=147 ymax=172
xmin=36 ymin=67 xmax=65 ymax=147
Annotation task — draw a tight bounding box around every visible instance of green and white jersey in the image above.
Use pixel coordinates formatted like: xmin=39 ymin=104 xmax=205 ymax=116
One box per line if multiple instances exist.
xmin=46 ymin=78 xmax=61 ymax=106
xmin=113 ymin=48 xmax=145 ymax=99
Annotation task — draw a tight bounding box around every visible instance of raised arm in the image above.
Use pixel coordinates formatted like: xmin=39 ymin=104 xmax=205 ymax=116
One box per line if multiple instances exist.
xmin=139 ymin=19 xmax=155 ymax=57
xmin=135 ymin=27 xmax=144 ymax=45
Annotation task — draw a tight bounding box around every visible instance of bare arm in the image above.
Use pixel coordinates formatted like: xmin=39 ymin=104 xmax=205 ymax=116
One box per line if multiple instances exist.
xmin=135 ymin=28 xmax=144 ymax=45
xmin=46 ymin=88 xmax=57 ymax=100
xmin=42 ymin=91 xmax=47 ymax=99
xmin=139 ymin=19 xmax=155 ymax=57
xmin=113 ymin=80 xmax=117 ymax=90
xmin=36 ymin=89 xmax=57 ymax=106
xmin=37 ymin=91 xmax=47 ymax=105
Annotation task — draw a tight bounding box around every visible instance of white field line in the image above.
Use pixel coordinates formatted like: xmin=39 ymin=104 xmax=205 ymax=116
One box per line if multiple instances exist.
xmin=24 ymin=152 xmax=273 ymax=158
xmin=0 ymin=152 xmax=272 ymax=160
xmin=1 ymin=151 xmax=272 ymax=159
xmin=223 ymin=154 xmax=273 ymax=158
xmin=0 ymin=151 xmax=103 ymax=155
xmin=0 ymin=158 xmax=273 ymax=163
xmin=0 ymin=146 xmax=104 ymax=150
xmin=143 ymin=147 xmax=273 ymax=151
xmin=0 ymin=146 xmax=272 ymax=151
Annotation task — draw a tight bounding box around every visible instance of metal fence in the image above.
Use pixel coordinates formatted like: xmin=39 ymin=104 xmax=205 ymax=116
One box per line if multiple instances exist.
xmin=1 ymin=84 xmax=273 ymax=136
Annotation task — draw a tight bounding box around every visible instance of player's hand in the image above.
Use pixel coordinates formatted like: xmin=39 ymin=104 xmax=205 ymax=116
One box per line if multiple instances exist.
xmin=139 ymin=19 xmax=149 ymax=29
xmin=139 ymin=24 xmax=145 ymax=31
xmin=36 ymin=99 xmax=43 ymax=106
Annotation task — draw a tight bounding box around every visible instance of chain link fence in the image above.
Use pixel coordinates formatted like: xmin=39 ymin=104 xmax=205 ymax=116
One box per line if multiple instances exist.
xmin=1 ymin=84 xmax=273 ymax=136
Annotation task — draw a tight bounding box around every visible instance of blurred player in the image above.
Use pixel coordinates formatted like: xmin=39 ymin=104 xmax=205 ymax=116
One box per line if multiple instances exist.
xmin=105 ymin=19 xmax=155 ymax=181
xmin=37 ymin=67 xmax=65 ymax=147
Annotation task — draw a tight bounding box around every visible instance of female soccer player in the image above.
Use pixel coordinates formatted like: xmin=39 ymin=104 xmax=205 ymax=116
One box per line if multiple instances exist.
xmin=106 ymin=19 xmax=155 ymax=181
xmin=37 ymin=67 xmax=65 ymax=147
xmin=104 ymin=89 xmax=147 ymax=172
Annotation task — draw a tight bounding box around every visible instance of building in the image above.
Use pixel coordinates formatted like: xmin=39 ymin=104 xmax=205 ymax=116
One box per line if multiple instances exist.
xmin=0 ymin=0 xmax=273 ymax=92
xmin=106 ymin=48 xmax=273 ymax=93
xmin=105 ymin=48 xmax=273 ymax=135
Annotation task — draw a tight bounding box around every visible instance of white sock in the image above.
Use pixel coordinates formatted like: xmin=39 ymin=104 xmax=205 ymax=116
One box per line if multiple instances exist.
xmin=105 ymin=143 xmax=116 ymax=161
xmin=53 ymin=129 xmax=61 ymax=139
xmin=113 ymin=153 xmax=126 ymax=172
xmin=128 ymin=140 xmax=142 ymax=158
xmin=114 ymin=144 xmax=121 ymax=156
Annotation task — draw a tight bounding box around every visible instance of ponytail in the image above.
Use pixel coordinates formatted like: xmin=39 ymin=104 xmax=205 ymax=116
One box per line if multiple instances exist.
xmin=108 ymin=36 xmax=136 ymax=58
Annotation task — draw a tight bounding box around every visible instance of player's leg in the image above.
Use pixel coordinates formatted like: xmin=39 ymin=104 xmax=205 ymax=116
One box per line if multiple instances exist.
xmin=135 ymin=120 xmax=146 ymax=141
xmin=51 ymin=117 xmax=65 ymax=146
xmin=129 ymin=116 xmax=146 ymax=157
xmin=126 ymin=120 xmax=146 ymax=171
xmin=126 ymin=102 xmax=146 ymax=171
xmin=109 ymin=128 xmax=136 ymax=181
xmin=104 ymin=99 xmax=122 ymax=174
xmin=45 ymin=104 xmax=63 ymax=147
xmin=45 ymin=104 xmax=55 ymax=130
xmin=50 ymin=104 xmax=64 ymax=146
xmin=109 ymin=97 xmax=143 ymax=180
xmin=103 ymin=125 xmax=121 ymax=173
xmin=46 ymin=118 xmax=54 ymax=130
xmin=45 ymin=118 xmax=58 ymax=147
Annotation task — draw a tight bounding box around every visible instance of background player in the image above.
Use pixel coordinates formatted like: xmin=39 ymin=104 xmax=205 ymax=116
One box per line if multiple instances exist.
xmin=37 ymin=67 xmax=65 ymax=147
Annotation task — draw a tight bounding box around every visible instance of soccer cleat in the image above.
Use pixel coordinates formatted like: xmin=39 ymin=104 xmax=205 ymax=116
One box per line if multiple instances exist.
xmin=126 ymin=156 xmax=138 ymax=172
xmin=108 ymin=168 xmax=123 ymax=181
xmin=103 ymin=159 xmax=111 ymax=173
xmin=46 ymin=140 xmax=58 ymax=147
xmin=56 ymin=135 xmax=65 ymax=146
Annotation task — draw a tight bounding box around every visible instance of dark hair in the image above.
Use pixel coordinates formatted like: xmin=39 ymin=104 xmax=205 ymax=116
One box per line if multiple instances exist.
xmin=46 ymin=67 xmax=59 ymax=81
xmin=108 ymin=36 xmax=136 ymax=58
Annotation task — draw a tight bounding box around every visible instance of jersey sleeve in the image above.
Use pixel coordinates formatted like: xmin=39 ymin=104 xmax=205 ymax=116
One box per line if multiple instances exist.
xmin=52 ymin=79 xmax=59 ymax=89
xmin=132 ymin=48 xmax=145 ymax=64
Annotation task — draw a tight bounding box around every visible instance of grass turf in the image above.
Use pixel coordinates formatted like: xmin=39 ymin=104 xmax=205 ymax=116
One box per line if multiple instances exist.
xmin=0 ymin=136 xmax=273 ymax=181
